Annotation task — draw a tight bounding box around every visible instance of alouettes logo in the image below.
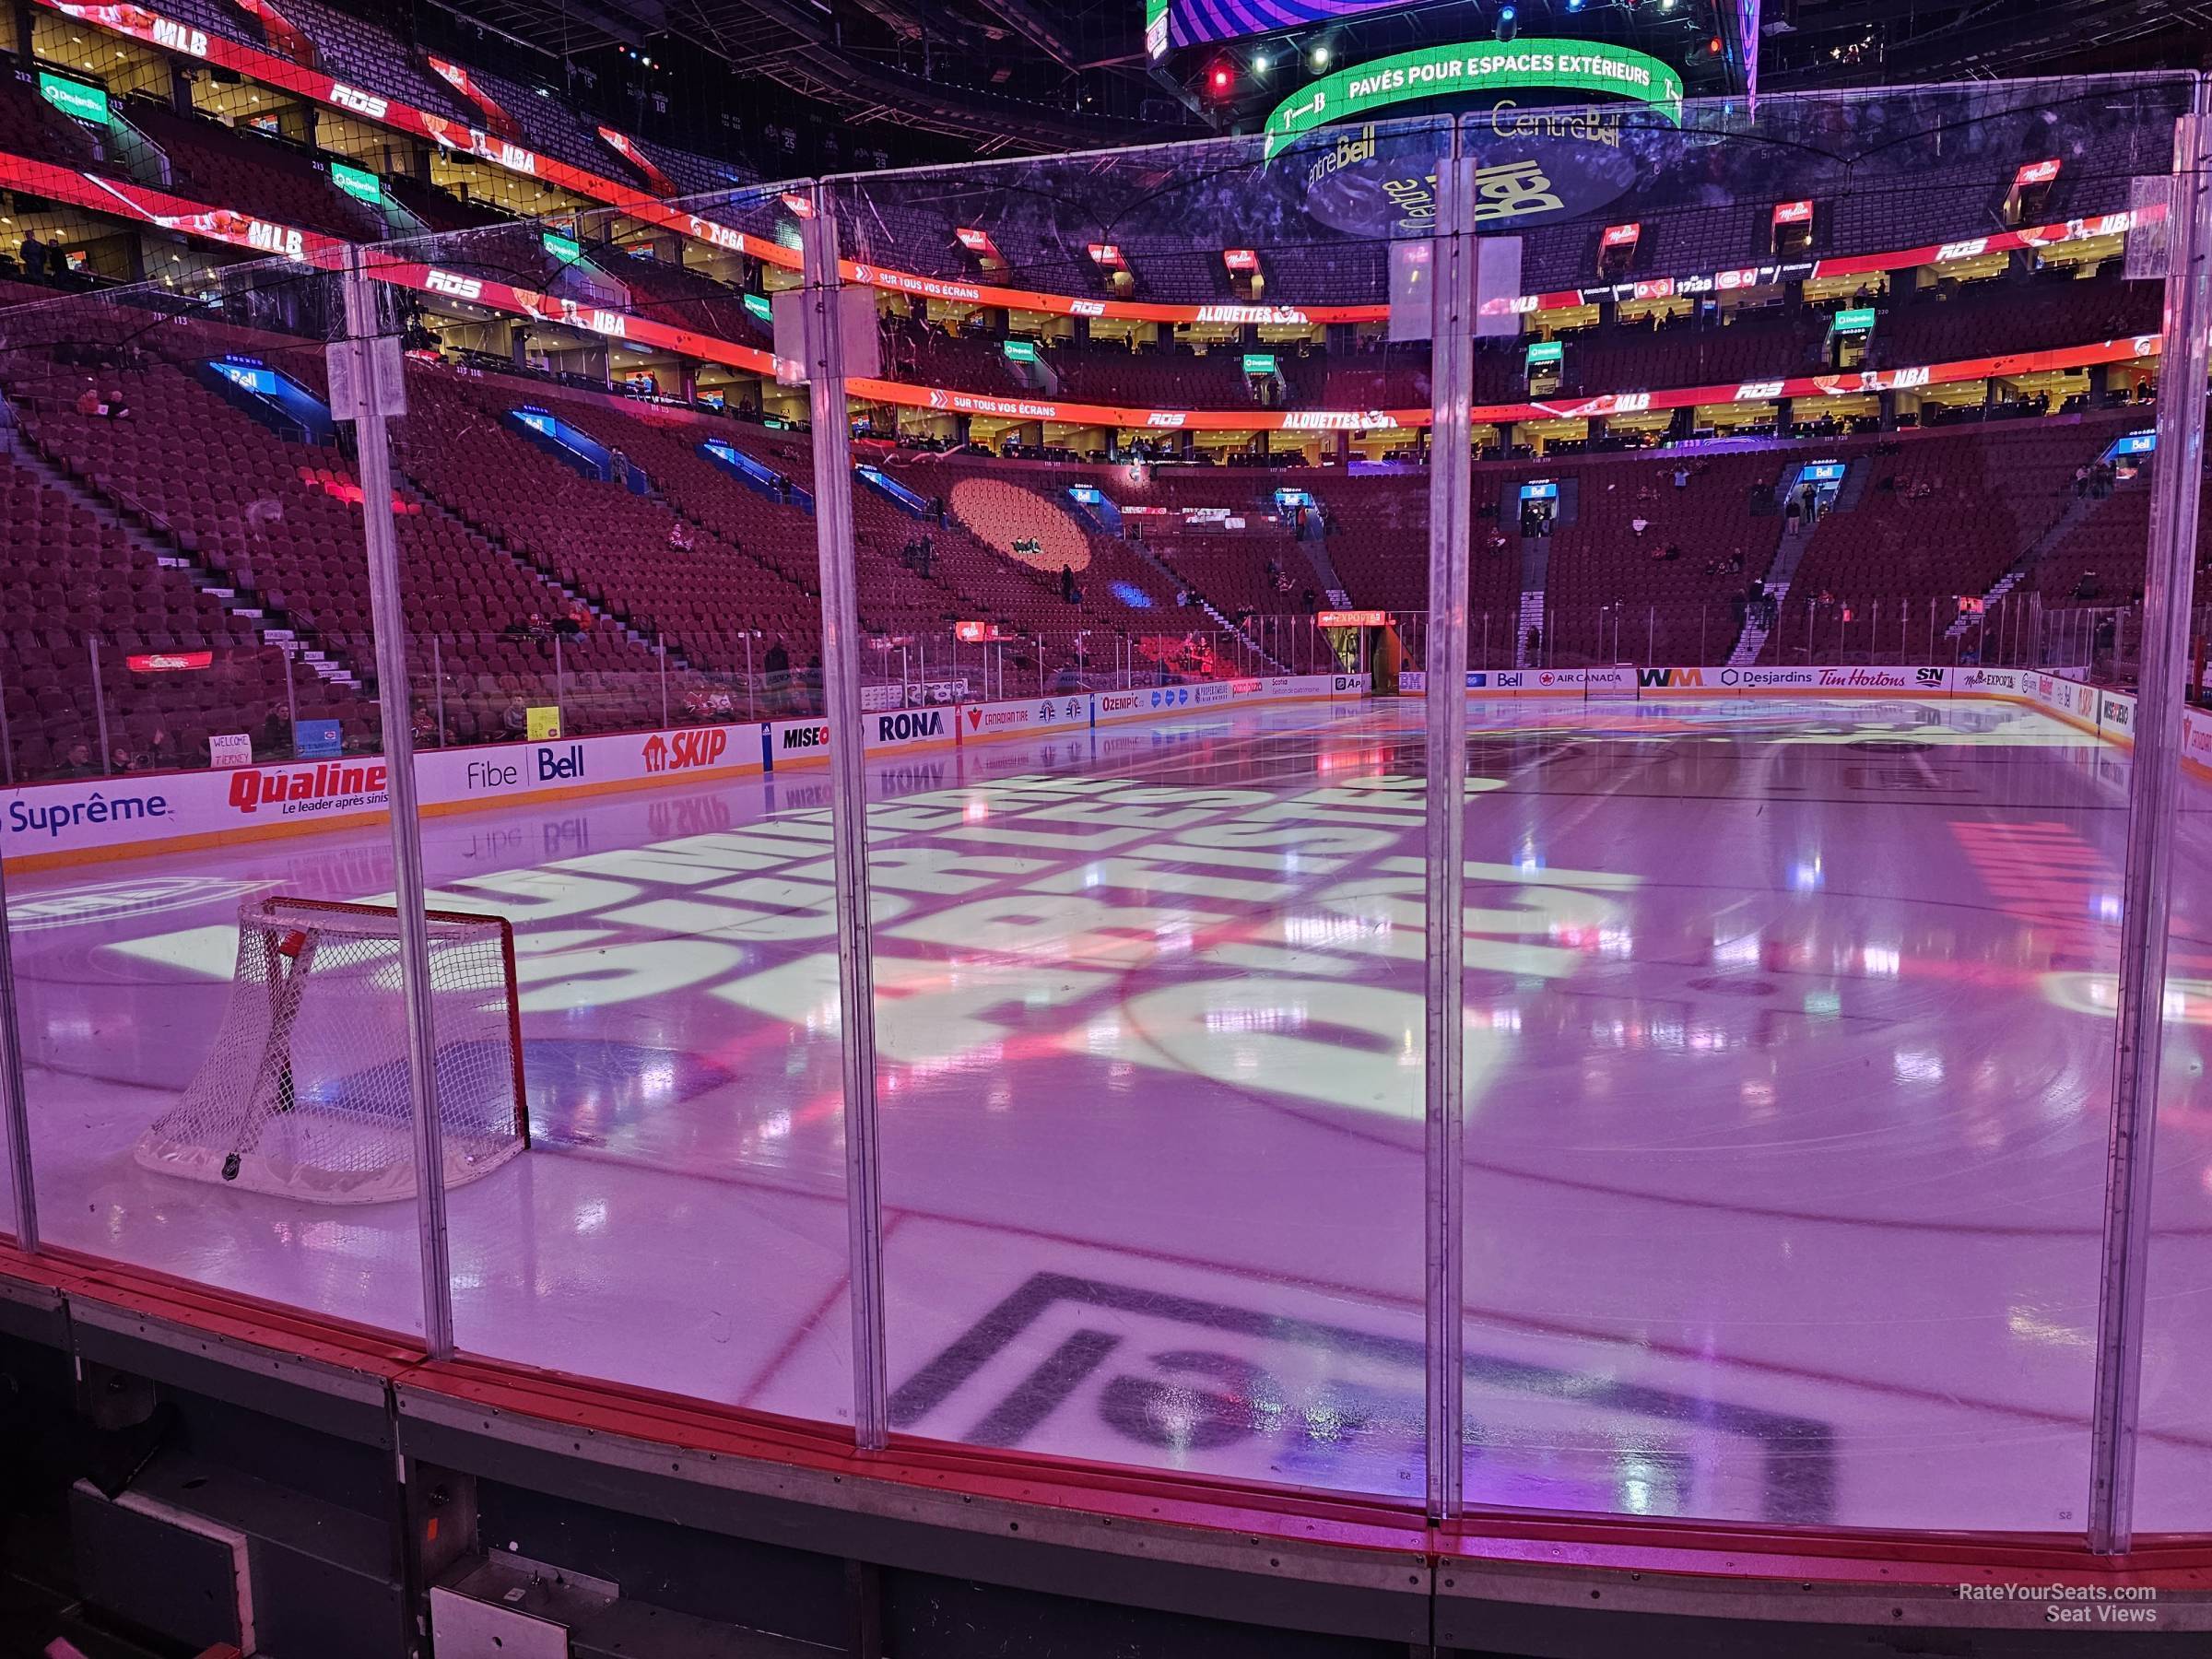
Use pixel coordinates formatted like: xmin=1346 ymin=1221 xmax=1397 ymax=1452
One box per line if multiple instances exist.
xmin=426 ymin=269 xmax=485 ymax=300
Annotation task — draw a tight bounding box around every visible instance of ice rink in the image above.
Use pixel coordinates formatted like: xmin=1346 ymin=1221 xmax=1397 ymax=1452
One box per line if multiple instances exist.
xmin=11 ymin=692 xmax=2212 ymax=1534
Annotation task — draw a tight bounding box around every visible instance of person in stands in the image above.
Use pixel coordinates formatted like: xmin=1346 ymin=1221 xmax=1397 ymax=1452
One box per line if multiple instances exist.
xmin=502 ymin=695 xmax=529 ymax=735
xmin=103 ymin=388 xmax=129 ymax=420
xmin=75 ymin=382 xmax=101 ymax=418
xmin=1630 ymin=514 xmax=1650 ymax=538
xmin=763 ymin=637 xmax=791 ymax=677
xmin=18 ymin=235 xmax=46 ymax=283
xmin=1059 ymin=564 xmax=1077 ymax=603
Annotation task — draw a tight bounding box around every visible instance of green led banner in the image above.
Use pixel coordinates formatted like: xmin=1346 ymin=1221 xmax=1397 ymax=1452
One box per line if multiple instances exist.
xmin=743 ymin=292 xmax=772 ymax=321
xmin=1833 ymin=307 xmax=1877 ymax=334
xmin=1525 ymin=339 xmax=1563 ymax=366
xmin=38 ymin=72 xmax=109 ymax=125
xmin=1242 ymin=352 xmax=1278 ymax=375
xmin=1004 ymin=338 xmax=1040 ymax=362
xmin=542 ymin=229 xmax=582 ymax=263
xmin=328 ymin=160 xmax=382 ymax=205
xmin=1264 ymin=41 xmax=1683 ymax=158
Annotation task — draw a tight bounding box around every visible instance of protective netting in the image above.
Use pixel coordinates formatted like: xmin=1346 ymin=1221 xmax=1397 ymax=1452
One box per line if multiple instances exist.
xmin=136 ymin=899 xmax=526 ymax=1204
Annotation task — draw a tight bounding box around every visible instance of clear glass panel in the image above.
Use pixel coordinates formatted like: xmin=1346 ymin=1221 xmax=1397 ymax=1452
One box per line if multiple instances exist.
xmin=366 ymin=189 xmax=852 ymax=1416
xmin=832 ymin=120 xmax=1444 ymax=1497
xmin=1451 ymin=77 xmax=2188 ymax=1531
xmin=0 ymin=262 xmax=425 ymax=1326
xmin=2129 ymin=295 xmax=2212 ymax=1531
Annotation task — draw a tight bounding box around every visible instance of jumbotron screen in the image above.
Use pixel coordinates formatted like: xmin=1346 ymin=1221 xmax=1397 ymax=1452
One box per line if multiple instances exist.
xmin=1145 ymin=0 xmax=1406 ymax=57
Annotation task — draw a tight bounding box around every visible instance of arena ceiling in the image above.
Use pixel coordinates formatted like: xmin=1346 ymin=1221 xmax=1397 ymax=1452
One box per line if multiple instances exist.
xmin=410 ymin=0 xmax=2212 ymax=157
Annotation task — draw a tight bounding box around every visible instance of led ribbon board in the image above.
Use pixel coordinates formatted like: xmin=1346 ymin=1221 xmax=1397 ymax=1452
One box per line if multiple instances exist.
xmin=1264 ymin=41 xmax=1683 ymax=159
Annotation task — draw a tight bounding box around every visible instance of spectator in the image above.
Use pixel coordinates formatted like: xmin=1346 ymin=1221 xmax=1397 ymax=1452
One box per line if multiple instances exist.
xmin=1783 ymin=495 xmax=1802 ymax=532
xmin=2074 ymin=463 xmax=2090 ymax=498
xmin=764 ymin=636 xmax=791 ymax=677
xmin=74 ymin=383 xmax=100 ymax=418
xmin=1672 ymin=465 xmax=1689 ymax=489
xmin=1630 ymin=514 xmax=1649 ymax=538
xmin=60 ymin=741 xmax=95 ymax=777
xmin=502 ymin=695 xmax=529 ymax=735
xmin=103 ymin=388 xmax=129 ymax=420
xmin=19 ymin=235 xmax=46 ymax=283
xmin=1059 ymin=564 xmax=1077 ymax=603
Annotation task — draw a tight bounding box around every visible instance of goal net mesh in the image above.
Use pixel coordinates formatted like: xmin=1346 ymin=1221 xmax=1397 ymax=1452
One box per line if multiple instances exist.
xmin=136 ymin=898 xmax=527 ymax=1204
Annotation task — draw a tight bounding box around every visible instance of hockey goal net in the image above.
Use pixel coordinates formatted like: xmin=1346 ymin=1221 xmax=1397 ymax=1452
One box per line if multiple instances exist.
xmin=136 ymin=898 xmax=528 ymax=1204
